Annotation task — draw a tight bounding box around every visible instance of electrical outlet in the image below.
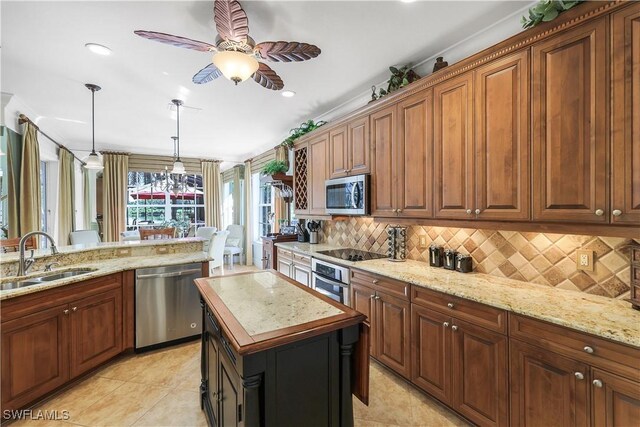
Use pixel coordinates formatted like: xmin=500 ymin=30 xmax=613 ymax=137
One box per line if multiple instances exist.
xmin=576 ymin=249 xmax=594 ymax=271
xmin=156 ymin=246 xmax=169 ymax=254
xmin=419 ymin=235 xmax=428 ymax=249
xmin=117 ymin=248 xmax=131 ymax=257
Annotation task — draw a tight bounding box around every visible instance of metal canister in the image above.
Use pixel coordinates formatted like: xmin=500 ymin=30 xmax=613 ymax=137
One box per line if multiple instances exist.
xmin=429 ymin=245 xmax=443 ymax=267
xmin=443 ymin=249 xmax=457 ymax=270
xmin=455 ymin=254 xmax=473 ymax=273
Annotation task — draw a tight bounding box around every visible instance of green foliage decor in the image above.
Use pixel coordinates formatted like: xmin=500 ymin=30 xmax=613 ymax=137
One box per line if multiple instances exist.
xmin=281 ymin=120 xmax=327 ymax=148
xmin=521 ymin=0 xmax=583 ymax=29
xmin=374 ymin=65 xmax=420 ymax=100
xmin=261 ymin=160 xmax=289 ymax=176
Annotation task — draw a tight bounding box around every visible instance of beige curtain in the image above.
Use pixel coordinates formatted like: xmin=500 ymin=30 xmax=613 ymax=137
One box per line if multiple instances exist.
xmin=103 ymin=152 xmax=129 ymax=242
xmin=273 ymin=146 xmax=288 ymax=233
xmin=19 ymin=123 xmax=41 ymax=238
xmin=243 ymin=160 xmax=253 ymax=265
xmin=202 ymin=160 xmax=222 ymax=229
xmin=57 ymin=148 xmax=75 ymax=244
xmin=5 ymin=127 xmax=22 ymax=238
xmin=83 ymin=169 xmax=92 ymax=229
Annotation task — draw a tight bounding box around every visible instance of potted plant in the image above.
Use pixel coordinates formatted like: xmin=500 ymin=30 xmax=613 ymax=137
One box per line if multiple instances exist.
xmin=281 ymin=120 xmax=327 ymax=149
xmin=261 ymin=160 xmax=289 ymax=177
xmin=372 ymin=65 xmax=420 ymax=101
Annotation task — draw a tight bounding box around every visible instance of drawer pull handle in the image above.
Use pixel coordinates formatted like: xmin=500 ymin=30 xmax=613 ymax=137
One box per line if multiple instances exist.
xmin=375 ymin=295 xmax=381 ymax=300
xmin=447 ymin=303 xmax=454 ymax=309
xmin=72 ymin=306 xmax=78 ymax=312
xmin=594 ymin=209 xmax=604 ymax=216
xmin=612 ymin=209 xmax=622 ymax=217
xmin=583 ymin=346 xmax=594 ymax=354
xmin=592 ymin=379 xmax=603 ymax=388
xmin=443 ymin=322 xmax=450 ymax=328
xmin=370 ymin=294 xmax=376 ymax=299
xmin=63 ymin=309 xmax=70 ymax=315
xmin=466 ymin=209 xmax=472 ymax=215
xmin=574 ymin=372 xmax=584 ymax=380
xmin=475 ymin=208 xmax=481 ymax=215
xmin=451 ymin=325 xmax=458 ymax=332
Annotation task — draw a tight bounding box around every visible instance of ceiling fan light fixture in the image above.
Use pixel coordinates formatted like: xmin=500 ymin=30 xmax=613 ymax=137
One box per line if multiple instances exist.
xmin=212 ymin=51 xmax=259 ymax=84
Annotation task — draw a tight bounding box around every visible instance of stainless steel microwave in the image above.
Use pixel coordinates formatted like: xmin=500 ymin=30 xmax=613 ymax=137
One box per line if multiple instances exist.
xmin=325 ymin=174 xmax=370 ymax=215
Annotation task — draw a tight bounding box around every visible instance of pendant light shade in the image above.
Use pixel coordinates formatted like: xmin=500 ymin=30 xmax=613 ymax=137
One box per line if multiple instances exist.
xmin=84 ymin=83 xmax=104 ymax=170
xmin=212 ymin=51 xmax=259 ymax=84
xmin=171 ymin=159 xmax=186 ymax=175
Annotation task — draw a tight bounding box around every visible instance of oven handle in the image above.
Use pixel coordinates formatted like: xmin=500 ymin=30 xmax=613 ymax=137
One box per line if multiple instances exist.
xmin=312 ymin=272 xmax=349 ymax=289
xmin=314 ymin=286 xmax=340 ymax=300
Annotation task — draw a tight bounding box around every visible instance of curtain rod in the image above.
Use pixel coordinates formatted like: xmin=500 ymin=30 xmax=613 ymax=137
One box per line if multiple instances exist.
xmin=17 ymin=114 xmax=87 ymax=166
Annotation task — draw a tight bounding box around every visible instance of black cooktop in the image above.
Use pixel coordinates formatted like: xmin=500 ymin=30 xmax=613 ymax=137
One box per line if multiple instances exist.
xmin=316 ymin=249 xmax=388 ymax=262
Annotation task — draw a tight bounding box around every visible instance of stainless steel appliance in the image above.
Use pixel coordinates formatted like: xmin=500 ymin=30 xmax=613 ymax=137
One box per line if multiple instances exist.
xmin=311 ymin=258 xmax=351 ymax=306
xmin=325 ymin=174 xmax=370 ymax=215
xmin=135 ymin=263 xmax=203 ymax=350
xmin=316 ymin=248 xmax=387 ymax=262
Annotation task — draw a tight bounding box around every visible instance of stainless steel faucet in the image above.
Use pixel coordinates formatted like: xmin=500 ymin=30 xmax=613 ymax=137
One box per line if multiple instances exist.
xmin=18 ymin=231 xmax=59 ymax=276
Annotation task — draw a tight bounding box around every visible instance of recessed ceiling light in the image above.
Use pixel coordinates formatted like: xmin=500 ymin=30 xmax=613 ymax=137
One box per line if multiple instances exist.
xmin=85 ymin=43 xmax=112 ymax=56
xmin=281 ymin=90 xmax=296 ymax=98
xmin=400 ymin=0 xmax=417 ymax=3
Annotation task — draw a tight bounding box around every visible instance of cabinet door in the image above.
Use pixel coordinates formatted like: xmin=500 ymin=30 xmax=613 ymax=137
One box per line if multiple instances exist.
xmin=411 ymin=304 xmax=452 ymax=405
xmin=308 ymin=133 xmax=329 ymax=215
xmin=434 ymin=72 xmax=474 ymax=219
xmin=277 ymin=258 xmax=292 ymax=278
xmin=351 ymin=283 xmax=375 ymax=323
xmin=396 ymin=89 xmax=433 ymax=218
xmin=475 ymin=50 xmax=530 ymax=220
xmin=1 ymin=304 xmax=70 ymax=411
xmin=375 ymin=292 xmax=411 ymax=378
xmin=207 ymin=331 xmax=220 ymax=426
xmin=452 ymin=319 xmax=508 ymax=427
xmin=328 ymin=125 xmax=349 ymax=179
xmin=348 ymin=115 xmax=371 ymax=175
xmin=592 ymin=368 xmax=640 ymax=426
xmin=292 ymin=263 xmax=311 ymax=286
xmin=70 ymin=287 xmax=123 ymax=378
xmin=510 ymin=339 xmax=590 ymax=427
xmin=612 ymin=4 xmax=640 ymax=225
xmin=370 ymin=105 xmax=397 ymax=217
xmin=532 ymin=18 xmax=608 ymax=223
xmin=219 ymin=351 xmax=242 ymax=427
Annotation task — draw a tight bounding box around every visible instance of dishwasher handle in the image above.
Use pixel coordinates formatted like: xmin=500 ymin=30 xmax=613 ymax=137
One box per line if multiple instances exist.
xmin=137 ymin=268 xmax=202 ymax=279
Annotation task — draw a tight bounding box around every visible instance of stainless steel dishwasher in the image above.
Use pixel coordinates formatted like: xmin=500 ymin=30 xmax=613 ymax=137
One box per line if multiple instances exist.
xmin=135 ymin=263 xmax=203 ymax=351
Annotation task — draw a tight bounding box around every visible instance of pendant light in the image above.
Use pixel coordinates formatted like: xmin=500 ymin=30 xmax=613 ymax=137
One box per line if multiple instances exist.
xmin=170 ymin=99 xmax=186 ymax=175
xmin=84 ymin=83 xmax=104 ymax=170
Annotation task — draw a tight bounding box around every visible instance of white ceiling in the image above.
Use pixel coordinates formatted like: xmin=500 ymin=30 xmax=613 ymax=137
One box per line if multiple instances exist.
xmin=1 ymin=1 xmax=527 ymax=163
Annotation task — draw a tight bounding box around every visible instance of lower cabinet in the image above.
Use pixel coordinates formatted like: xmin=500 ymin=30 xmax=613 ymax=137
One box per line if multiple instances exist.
xmin=411 ymin=304 xmax=508 ymax=427
xmin=592 ymin=368 xmax=640 ymax=426
xmin=1 ymin=274 xmax=124 ymax=414
xmin=276 ymin=248 xmax=312 ymax=287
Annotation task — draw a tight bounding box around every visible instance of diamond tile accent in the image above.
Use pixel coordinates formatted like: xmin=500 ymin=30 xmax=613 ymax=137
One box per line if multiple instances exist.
xmin=321 ymin=218 xmax=637 ymax=299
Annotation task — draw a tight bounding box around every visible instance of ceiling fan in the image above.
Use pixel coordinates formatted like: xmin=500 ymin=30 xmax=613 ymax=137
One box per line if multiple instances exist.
xmin=134 ymin=0 xmax=321 ymax=90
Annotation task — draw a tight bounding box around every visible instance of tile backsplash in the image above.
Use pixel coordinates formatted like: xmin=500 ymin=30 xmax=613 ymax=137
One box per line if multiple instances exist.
xmin=321 ymin=217 xmax=636 ymax=299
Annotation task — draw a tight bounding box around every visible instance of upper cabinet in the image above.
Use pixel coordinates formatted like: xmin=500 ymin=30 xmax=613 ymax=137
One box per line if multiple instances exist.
xmin=308 ymin=132 xmax=329 ymax=215
xmin=328 ymin=115 xmax=371 ymax=179
xmin=434 ymin=72 xmax=474 ymax=219
xmin=370 ymin=105 xmax=397 ymax=217
xmin=474 ymin=50 xmax=530 ymax=221
xmin=532 ymin=18 xmax=608 ymax=223
xmin=611 ymin=3 xmax=640 ymax=225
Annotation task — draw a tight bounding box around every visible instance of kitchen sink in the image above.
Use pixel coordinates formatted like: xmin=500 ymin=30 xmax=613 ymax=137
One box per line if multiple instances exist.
xmin=1 ymin=268 xmax=97 ymax=291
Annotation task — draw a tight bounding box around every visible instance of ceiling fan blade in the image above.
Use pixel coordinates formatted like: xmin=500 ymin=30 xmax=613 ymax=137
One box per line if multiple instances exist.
xmin=253 ymin=62 xmax=284 ymax=90
xmin=214 ymin=0 xmax=249 ymax=43
xmin=192 ymin=64 xmax=223 ymax=84
xmin=134 ymin=30 xmax=217 ymax=52
xmin=255 ymin=41 xmax=321 ymax=62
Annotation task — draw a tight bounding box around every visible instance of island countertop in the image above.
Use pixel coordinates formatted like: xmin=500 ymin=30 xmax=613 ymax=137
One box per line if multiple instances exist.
xmin=195 ymin=270 xmax=365 ymax=355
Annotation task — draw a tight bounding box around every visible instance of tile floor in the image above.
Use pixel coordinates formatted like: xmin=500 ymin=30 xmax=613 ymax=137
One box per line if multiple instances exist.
xmin=12 ymin=340 xmax=468 ymax=427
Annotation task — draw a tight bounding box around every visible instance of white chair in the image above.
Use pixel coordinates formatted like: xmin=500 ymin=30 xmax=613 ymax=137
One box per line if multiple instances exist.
xmin=196 ymin=226 xmax=217 ymax=252
xmin=223 ymin=224 xmax=244 ymax=268
xmin=120 ymin=230 xmax=141 ymax=241
xmin=69 ymin=230 xmax=101 ymax=245
xmin=208 ymin=230 xmax=230 ymax=275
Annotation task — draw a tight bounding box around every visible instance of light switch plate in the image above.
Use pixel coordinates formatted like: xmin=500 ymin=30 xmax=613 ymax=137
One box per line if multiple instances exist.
xmin=419 ymin=235 xmax=428 ymax=249
xmin=117 ymin=248 xmax=131 ymax=257
xmin=576 ymin=249 xmax=594 ymax=271
xmin=156 ymin=246 xmax=169 ymax=254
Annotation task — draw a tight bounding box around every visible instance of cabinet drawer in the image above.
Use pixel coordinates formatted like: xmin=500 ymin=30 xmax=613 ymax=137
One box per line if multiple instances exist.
xmin=412 ymin=286 xmax=507 ymax=334
xmin=277 ymin=247 xmax=293 ymax=260
xmin=351 ymin=270 xmax=409 ymax=301
xmin=292 ymin=251 xmax=311 ymax=266
xmin=509 ymin=314 xmax=640 ymax=380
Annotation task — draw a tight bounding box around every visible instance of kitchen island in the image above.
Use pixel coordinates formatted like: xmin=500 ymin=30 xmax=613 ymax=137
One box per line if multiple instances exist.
xmin=194 ymin=270 xmax=368 ymax=427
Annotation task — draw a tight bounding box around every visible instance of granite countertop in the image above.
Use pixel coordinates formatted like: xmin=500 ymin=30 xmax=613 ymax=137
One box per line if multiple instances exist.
xmin=0 ymin=237 xmax=205 ymax=263
xmin=0 ymin=252 xmax=211 ymax=301
xmin=195 ymin=271 xmax=365 ymax=355
xmin=276 ymin=242 xmax=640 ymax=348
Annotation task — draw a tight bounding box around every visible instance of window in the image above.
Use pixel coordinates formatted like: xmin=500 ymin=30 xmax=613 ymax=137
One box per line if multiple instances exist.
xmin=126 ymin=171 xmax=204 ymax=236
xmin=222 ymin=181 xmax=234 ymax=229
xmin=252 ymin=172 xmax=272 ymax=241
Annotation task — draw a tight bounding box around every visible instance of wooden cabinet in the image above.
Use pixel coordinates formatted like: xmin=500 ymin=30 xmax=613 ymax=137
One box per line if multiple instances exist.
xmin=370 ymin=105 xmax=397 ymax=217
xmin=219 ymin=350 xmax=242 ymax=426
xmin=351 ymin=282 xmax=375 ymax=325
xmin=395 ymin=89 xmax=434 ymax=218
xmin=292 ymin=263 xmax=311 ymax=287
xmin=328 ymin=116 xmax=371 ymax=179
xmin=474 ymin=50 xmax=530 ymax=220
xmin=293 ymin=142 xmax=309 ymax=215
xmin=532 ymin=18 xmax=608 ymax=223
xmin=69 ymin=288 xmax=123 ymax=378
xmin=308 ymin=133 xmax=329 ymax=215
xmin=592 ymin=368 xmax=640 ymax=426
xmin=611 ymin=3 xmax=640 ymax=225
xmin=1 ymin=304 xmax=70 ymax=411
xmin=277 ymin=257 xmax=292 ymax=279
xmin=434 ymin=72 xmax=475 ymax=219
xmin=275 ymin=248 xmax=311 ymax=286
